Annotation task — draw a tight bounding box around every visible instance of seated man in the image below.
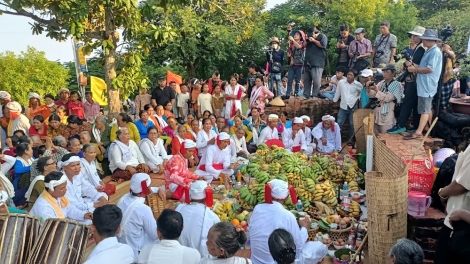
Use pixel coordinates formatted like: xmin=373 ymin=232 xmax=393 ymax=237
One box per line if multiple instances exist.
xmin=311 ymin=115 xmax=341 ymax=154
xmin=117 ymin=173 xmax=166 ymax=258
xmin=176 ymin=180 xmax=220 ymax=258
xmin=109 ymin=128 xmax=150 ymax=181
xmin=164 ymin=139 xmax=200 ymax=200
xmin=257 ymin=114 xmax=279 ymax=146
xmin=282 ymin=117 xmax=312 ymax=155
xmin=194 ymin=132 xmax=239 ymax=184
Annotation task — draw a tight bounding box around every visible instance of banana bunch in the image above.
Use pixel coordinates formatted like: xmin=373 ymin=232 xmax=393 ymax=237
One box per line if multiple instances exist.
xmin=255 ymin=148 xmax=269 ymax=156
xmin=253 ymin=171 xmax=270 ymax=184
xmin=313 ymin=180 xmax=337 ymax=207
xmin=275 ymin=173 xmax=288 ymax=182
xmin=298 ymin=196 xmax=311 ymax=212
xmin=349 ymin=201 xmax=361 ymax=217
xmin=247 ymin=163 xmax=261 ymax=175
xmin=348 ymin=180 xmax=360 ymax=192
xmin=318 ymin=157 xmax=330 ymax=170
xmin=304 ymin=178 xmax=316 ymax=193
xmin=257 ymin=184 xmax=265 ymax=204
xmin=269 ymin=162 xmax=282 ymax=175
xmin=295 ymin=153 xmax=309 ymax=162
xmin=273 ymin=148 xmax=289 ymax=159
xmin=285 ymin=155 xmax=303 ymax=173
xmin=345 ymin=167 xmax=357 ymax=182
xmin=296 ymin=185 xmax=314 ymax=203
xmin=239 ymin=186 xmax=257 ymax=206
xmin=258 ymin=143 xmax=268 ymax=150
xmin=327 ymin=164 xmax=345 ymax=181
xmin=286 ymin=172 xmax=302 ymax=187
xmin=214 ymin=203 xmax=229 ymax=221
xmin=248 ymin=181 xmax=259 ymax=194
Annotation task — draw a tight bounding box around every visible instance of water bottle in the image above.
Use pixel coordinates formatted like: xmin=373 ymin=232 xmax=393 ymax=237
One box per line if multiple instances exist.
xmin=341 ymin=181 xmax=349 ymax=198
xmin=343 ymin=181 xmax=349 ymax=191
xmin=296 ymin=200 xmax=303 ymax=211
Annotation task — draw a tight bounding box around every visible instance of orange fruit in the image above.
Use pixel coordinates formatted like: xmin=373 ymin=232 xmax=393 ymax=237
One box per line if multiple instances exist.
xmin=231 ymin=219 xmax=240 ymax=226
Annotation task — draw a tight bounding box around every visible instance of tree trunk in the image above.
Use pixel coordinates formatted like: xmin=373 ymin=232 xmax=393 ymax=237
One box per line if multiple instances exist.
xmin=104 ymin=9 xmax=120 ymax=116
xmin=186 ymin=63 xmax=196 ymax=80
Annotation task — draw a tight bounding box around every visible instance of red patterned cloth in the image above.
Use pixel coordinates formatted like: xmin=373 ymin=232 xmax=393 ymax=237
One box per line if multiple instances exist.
xmin=164 ymin=153 xmax=198 ymax=188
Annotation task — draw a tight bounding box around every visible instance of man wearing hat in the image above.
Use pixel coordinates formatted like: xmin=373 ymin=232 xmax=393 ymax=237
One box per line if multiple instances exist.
xmin=257 ymin=114 xmax=280 ymax=146
xmin=303 ymin=26 xmax=328 ymax=99
xmin=6 ymin=101 xmax=30 ymax=136
xmin=266 ymin=36 xmax=285 ymax=96
xmin=359 ymin=68 xmax=373 ymax=108
xmin=151 ymin=75 xmax=176 ymax=108
xmin=55 ymin=88 xmax=71 ymax=113
xmin=405 ymin=29 xmax=443 ymax=140
xmin=116 ymin=172 xmax=166 ymax=258
xmin=282 ymin=117 xmax=311 ymax=155
xmin=300 ymin=115 xmax=313 ymax=145
xmin=312 ymin=115 xmax=341 ymax=154
xmin=371 ymin=21 xmax=398 ymax=67
xmin=388 ymin=26 xmax=426 ymax=134
xmin=176 ymin=180 xmax=220 ymax=258
xmin=348 ymin=28 xmax=373 ymax=72
xmin=367 ymin=64 xmax=403 ymax=133
xmin=194 ymin=132 xmax=238 ymax=184
xmin=249 ymin=179 xmax=309 ymax=264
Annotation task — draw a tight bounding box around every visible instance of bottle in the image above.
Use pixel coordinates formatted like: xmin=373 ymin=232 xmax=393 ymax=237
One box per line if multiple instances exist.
xmin=343 ymin=181 xmax=349 ymax=191
xmin=231 ymin=174 xmax=236 ymax=183
xmin=296 ymin=200 xmax=303 ymax=211
xmin=348 ymin=229 xmax=355 ymax=247
xmin=355 ymin=233 xmax=362 ymax=249
xmin=237 ymin=170 xmax=242 ymax=182
xmin=341 ymin=181 xmax=349 ymax=198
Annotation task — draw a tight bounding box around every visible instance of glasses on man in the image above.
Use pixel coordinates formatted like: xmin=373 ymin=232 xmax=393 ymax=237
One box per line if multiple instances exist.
xmin=47 ymin=161 xmax=57 ymax=166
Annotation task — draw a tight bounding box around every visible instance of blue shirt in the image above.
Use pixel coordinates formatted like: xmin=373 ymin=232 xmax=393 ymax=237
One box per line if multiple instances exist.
xmin=134 ymin=119 xmax=155 ymax=139
xmin=416 ymin=45 xmax=443 ymax=97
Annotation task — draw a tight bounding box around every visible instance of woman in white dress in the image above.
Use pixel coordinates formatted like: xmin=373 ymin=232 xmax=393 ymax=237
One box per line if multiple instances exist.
xmin=138 ymin=126 xmax=171 ymax=173
xmin=80 ymin=144 xmax=105 ymax=190
xmin=201 ymin=221 xmax=251 ymax=264
xmin=196 ymin=118 xmax=217 ymax=160
xmin=224 ymin=76 xmax=244 ymax=119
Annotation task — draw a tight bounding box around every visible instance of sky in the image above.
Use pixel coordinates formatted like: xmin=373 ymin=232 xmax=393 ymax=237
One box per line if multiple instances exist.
xmin=0 ymin=0 xmax=286 ymax=62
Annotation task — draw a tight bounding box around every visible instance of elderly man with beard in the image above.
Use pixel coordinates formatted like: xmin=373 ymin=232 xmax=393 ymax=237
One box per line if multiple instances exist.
xmin=312 ymin=115 xmax=341 ymax=154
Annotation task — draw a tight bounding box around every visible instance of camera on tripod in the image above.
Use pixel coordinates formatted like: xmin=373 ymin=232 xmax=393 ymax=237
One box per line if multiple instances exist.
xmin=393 ymin=50 xmax=411 ymax=63
xmin=441 ymin=25 xmax=453 ymax=41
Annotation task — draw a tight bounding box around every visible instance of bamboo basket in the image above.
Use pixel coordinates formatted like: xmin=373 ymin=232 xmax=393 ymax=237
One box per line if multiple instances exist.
xmin=328 ymin=224 xmax=353 ymax=242
xmin=307 ymin=219 xmax=319 ymax=241
xmin=146 ymin=193 xmax=166 ymax=220
xmin=353 ymin=109 xmax=373 ymax=152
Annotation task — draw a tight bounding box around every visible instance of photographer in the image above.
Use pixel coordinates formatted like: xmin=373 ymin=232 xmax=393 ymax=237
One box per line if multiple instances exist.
xmin=388 ymin=26 xmax=426 ymax=134
xmin=285 ymin=28 xmax=306 ymax=99
xmin=367 ymin=64 xmax=403 ymax=133
xmin=336 ymin=24 xmax=355 ymax=68
xmin=348 ymin=28 xmax=373 ymax=72
xmin=303 ymin=26 xmax=328 ymax=99
xmin=266 ymin=37 xmax=285 ymax=96
xmin=371 ymin=21 xmax=397 ymax=67
xmin=404 ymin=29 xmax=443 ymax=140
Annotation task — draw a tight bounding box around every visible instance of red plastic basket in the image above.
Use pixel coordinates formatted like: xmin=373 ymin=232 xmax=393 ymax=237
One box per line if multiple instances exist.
xmin=402 ymin=157 xmax=435 ymax=195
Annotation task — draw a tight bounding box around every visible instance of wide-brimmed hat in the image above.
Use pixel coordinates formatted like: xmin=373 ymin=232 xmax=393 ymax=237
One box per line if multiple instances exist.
xmin=408 ymin=26 xmax=425 ymax=36
xmin=269 ymin=37 xmax=280 ymax=45
xmin=270 ymin=97 xmax=285 ymax=106
xmin=360 ymin=69 xmax=373 ymax=77
xmin=419 ymin=29 xmax=441 ymax=41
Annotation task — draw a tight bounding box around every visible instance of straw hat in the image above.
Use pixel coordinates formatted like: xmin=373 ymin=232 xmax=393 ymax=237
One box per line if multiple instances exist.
xmin=270 ymin=97 xmax=285 ymax=106
xmin=269 ymin=37 xmax=280 ymax=45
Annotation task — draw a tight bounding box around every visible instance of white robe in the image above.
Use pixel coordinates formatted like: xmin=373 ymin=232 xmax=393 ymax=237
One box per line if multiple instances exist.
xmin=137 ymin=240 xmax=201 ymax=264
xmin=139 ymin=138 xmax=171 ymax=173
xmin=249 ymin=201 xmax=308 ymax=264
xmin=29 ymin=192 xmax=87 ymax=224
xmin=257 ymin=126 xmax=278 ymax=146
xmin=80 ymin=158 xmax=102 ymax=188
xmin=194 ymin=145 xmax=233 ymax=183
xmin=176 ymin=203 xmax=221 ymax=258
xmin=84 ymin=237 xmax=135 ymax=264
xmin=109 ymin=140 xmax=146 ymax=173
xmin=196 ymin=129 xmax=217 ymax=158
xmin=117 ymin=187 xmax=161 ymax=258
xmin=311 ymin=122 xmax=342 ymax=153
xmin=200 ymin=257 xmax=253 ymax=264
xmin=224 ymin=85 xmax=243 ymax=118
xmin=281 ymin=128 xmax=308 ymax=153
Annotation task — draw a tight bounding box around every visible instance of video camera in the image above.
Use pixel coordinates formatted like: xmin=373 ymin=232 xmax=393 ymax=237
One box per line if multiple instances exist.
xmin=441 ymin=25 xmax=453 ymax=42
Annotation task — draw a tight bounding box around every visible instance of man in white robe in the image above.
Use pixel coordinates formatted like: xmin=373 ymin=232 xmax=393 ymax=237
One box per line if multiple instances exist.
xmin=117 ymin=173 xmax=166 ymax=258
xmin=61 ymin=153 xmax=108 ymax=225
xmin=249 ymin=179 xmax=309 ymax=264
xmin=176 ymin=180 xmax=220 ymax=258
xmin=194 ymin=132 xmax=238 ymax=183
xmin=311 ymin=115 xmax=342 ymax=154
xmin=282 ymin=117 xmax=311 ymax=155
xmin=84 ymin=204 xmax=135 ymax=264
xmin=300 ymin=115 xmax=313 ymax=145
xmin=257 ymin=114 xmax=279 ymax=146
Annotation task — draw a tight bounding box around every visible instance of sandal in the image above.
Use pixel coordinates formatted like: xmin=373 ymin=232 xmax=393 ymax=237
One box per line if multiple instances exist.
xmin=404 ymin=133 xmax=423 ymax=140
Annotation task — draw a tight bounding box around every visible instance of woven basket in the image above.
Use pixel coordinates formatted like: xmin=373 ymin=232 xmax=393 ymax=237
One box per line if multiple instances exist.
xmin=353 ymin=109 xmax=373 ymax=152
xmin=146 ymin=193 xmax=166 ymax=220
xmin=328 ymin=224 xmax=353 ymax=242
xmin=307 ymin=226 xmax=320 ymax=241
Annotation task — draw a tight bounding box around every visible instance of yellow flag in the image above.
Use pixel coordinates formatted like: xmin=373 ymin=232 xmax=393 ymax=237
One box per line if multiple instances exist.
xmin=90 ymin=76 xmax=107 ymax=106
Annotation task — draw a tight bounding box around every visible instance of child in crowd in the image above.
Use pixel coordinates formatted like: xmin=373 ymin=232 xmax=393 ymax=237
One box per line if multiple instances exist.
xmin=67 ymin=91 xmax=85 ymax=119
xmin=177 ymin=83 xmax=190 ymax=123
xmin=211 ymin=85 xmax=224 ymax=118
xmin=320 ymin=66 xmax=347 ymax=100
xmin=197 ymin=83 xmax=212 ymax=118
xmin=190 ymin=83 xmax=201 ymax=117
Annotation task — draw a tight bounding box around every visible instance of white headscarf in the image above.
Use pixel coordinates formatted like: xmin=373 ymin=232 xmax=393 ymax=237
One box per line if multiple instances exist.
xmin=322 ymin=115 xmax=335 ymax=122
xmin=190 ymin=180 xmax=209 ymax=200
xmin=45 ymin=174 xmax=68 ymax=191
xmin=268 ymin=179 xmax=289 ymax=199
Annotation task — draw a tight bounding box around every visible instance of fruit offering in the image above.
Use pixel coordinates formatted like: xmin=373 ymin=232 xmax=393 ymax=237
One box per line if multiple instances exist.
xmin=313 ymin=180 xmax=338 ymax=207
xmin=348 ymin=180 xmax=360 ymax=192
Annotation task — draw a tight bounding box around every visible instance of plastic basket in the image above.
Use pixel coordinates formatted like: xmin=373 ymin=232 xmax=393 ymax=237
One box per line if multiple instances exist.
xmin=403 ymin=157 xmax=436 ymax=195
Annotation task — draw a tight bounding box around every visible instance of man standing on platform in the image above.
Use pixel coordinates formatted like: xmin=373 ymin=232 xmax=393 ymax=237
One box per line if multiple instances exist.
xmin=303 ymin=26 xmax=328 ymax=99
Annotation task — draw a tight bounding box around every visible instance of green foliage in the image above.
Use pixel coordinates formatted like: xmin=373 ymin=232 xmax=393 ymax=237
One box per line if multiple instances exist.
xmin=410 ymin=0 xmax=470 ymax=20
xmin=0 ymin=47 xmax=69 ymax=106
xmin=379 ymin=0 xmax=418 ymax=51
xmin=457 ymin=57 xmax=470 ymax=79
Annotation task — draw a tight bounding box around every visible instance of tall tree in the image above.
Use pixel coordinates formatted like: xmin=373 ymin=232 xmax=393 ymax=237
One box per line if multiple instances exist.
xmin=410 ymin=0 xmax=470 ymax=20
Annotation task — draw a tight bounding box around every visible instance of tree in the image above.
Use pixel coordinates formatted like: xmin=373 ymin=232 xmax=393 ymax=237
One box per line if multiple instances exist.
xmin=0 ymin=47 xmax=69 ymax=106
xmin=410 ymin=0 xmax=469 ymax=20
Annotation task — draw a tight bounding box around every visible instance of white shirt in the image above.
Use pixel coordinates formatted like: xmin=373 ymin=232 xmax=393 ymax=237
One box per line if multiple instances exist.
xmin=232 ymin=136 xmax=248 ymax=154
xmin=333 ymin=79 xmax=363 ymax=110
xmin=282 ymin=128 xmax=307 ymax=152
xmin=138 ymin=240 xmax=201 ymax=264
xmin=312 ymin=122 xmax=342 ymax=153
xmin=195 ymin=144 xmax=231 ymax=180
xmin=249 ymin=201 xmax=308 ymax=264
xmin=198 ymin=93 xmax=213 ymax=114
xmin=117 ymin=193 xmax=159 ymax=257
xmin=84 ymin=237 xmax=135 ymax=264
xmin=8 ymin=114 xmax=31 ymax=136
xmin=109 ymin=140 xmax=146 ymax=173
xmin=139 ymin=138 xmax=170 ymax=172
xmin=65 ymin=174 xmax=108 ymax=213
xmin=303 ymin=127 xmax=312 ymax=143
xmin=257 ymin=126 xmax=278 ymax=146
xmin=80 ymin=158 xmax=102 ymax=188
xmin=200 ymin=257 xmax=252 ymax=264
xmin=177 ymin=93 xmax=190 ymax=121
xmin=29 ymin=192 xmax=86 ymax=224
xmin=176 ymin=203 xmax=220 ymax=258
xmin=196 ymin=130 xmax=218 ymax=158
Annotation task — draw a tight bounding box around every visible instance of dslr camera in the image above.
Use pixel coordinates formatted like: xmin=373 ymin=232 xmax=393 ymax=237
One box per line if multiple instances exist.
xmin=441 ymin=25 xmax=453 ymax=41
xmin=393 ymin=50 xmax=411 ymax=63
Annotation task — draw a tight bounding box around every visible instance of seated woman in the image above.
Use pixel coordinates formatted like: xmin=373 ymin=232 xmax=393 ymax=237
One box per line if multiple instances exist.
xmin=162 ymin=116 xmax=179 ymax=140
xmin=67 ymin=138 xmax=83 ymax=158
xmin=63 ymin=115 xmax=92 ymax=140
xmin=134 ymin=110 xmax=155 ymax=139
xmin=13 ymin=143 xmax=34 ymax=190
xmin=231 ymin=127 xmax=248 ymax=159
xmin=109 ymin=128 xmax=150 ymax=181
xmin=311 ymin=115 xmax=341 ymax=154
xmin=228 ymin=115 xmax=252 ymax=143
xmin=154 ymin=105 xmax=168 ymax=129
xmin=139 ymin=126 xmax=170 ymax=174
xmin=184 ymin=113 xmax=196 ymax=131
xmin=80 ymin=144 xmax=107 ymax=189
xmin=110 ymin=113 xmax=140 ymax=143
xmin=171 ymin=125 xmax=199 ymax=167
xmin=26 ymin=156 xmax=57 ymax=208
xmin=91 ymin=115 xmax=111 ymax=153
xmin=196 ymin=118 xmax=217 ymax=160
xmin=164 ymin=101 xmax=175 ymax=119
xmin=145 ymin=104 xmax=161 ymax=133
xmin=279 ymin=111 xmax=292 ymax=130
xmin=188 ymin=119 xmax=200 ymax=142
xmin=29 ymin=171 xmax=92 ymax=224
xmin=26 ymin=92 xmax=51 ymax=121
xmin=55 ymin=105 xmax=68 ymax=124
xmin=29 ymin=115 xmax=48 ymax=142
xmin=246 ymin=107 xmax=266 ymax=149
xmin=46 ymin=114 xmax=67 ymax=139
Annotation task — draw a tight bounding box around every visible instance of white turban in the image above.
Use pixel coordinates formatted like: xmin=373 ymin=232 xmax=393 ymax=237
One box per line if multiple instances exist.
xmin=322 ymin=115 xmax=335 ymax=122
xmin=130 ymin=173 xmax=151 ymax=194
xmin=218 ymin=132 xmax=230 ymax=141
xmin=299 ymin=241 xmax=328 ymax=264
xmin=293 ymin=117 xmax=303 ymax=124
xmin=269 ymin=114 xmax=279 ymax=121
xmin=190 ymin=180 xmax=209 ymax=200
xmin=57 ymin=155 xmax=81 ymax=169
xmin=6 ymin=101 xmax=21 ymax=112
xmin=45 ymin=174 xmax=68 ymax=191
xmin=182 ymin=139 xmax=196 ymax=149
xmin=28 ymin=92 xmax=41 ymax=100
xmin=268 ymin=179 xmax=289 ymax=199
xmin=0 ymin=91 xmax=11 ymax=100
xmin=300 ymin=115 xmax=310 ymax=122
